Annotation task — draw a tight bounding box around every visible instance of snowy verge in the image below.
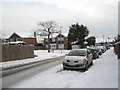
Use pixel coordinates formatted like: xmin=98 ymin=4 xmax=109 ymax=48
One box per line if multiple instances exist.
xmin=0 ymin=50 xmax=70 ymax=70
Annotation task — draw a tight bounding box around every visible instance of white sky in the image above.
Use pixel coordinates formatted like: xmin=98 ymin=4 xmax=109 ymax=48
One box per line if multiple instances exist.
xmin=0 ymin=0 xmax=119 ymax=39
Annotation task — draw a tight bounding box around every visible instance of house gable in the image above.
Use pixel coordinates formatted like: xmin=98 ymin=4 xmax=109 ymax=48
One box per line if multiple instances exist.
xmin=56 ymin=34 xmax=65 ymax=38
xmin=9 ymin=33 xmax=22 ymax=42
xmin=9 ymin=33 xmax=21 ymax=39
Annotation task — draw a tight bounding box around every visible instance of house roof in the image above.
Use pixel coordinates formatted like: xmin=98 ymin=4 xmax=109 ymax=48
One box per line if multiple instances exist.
xmin=14 ymin=32 xmax=34 ymax=38
xmin=7 ymin=32 xmax=35 ymax=39
xmin=96 ymin=37 xmax=114 ymax=43
xmin=44 ymin=33 xmax=68 ymax=38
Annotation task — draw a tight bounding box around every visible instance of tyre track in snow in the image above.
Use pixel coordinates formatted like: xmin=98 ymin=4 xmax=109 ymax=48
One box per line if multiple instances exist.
xmin=2 ymin=56 xmax=64 ymax=77
xmin=2 ymin=57 xmax=65 ymax=88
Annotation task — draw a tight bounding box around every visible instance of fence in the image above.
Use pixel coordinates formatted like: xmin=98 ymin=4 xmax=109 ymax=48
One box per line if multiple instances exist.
xmin=0 ymin=39 xmax=2 ymax=62
xmin=114 ymin=42 xmax=120 ymax=59
xmin=2 ymin=45 xmax=34 ymax=62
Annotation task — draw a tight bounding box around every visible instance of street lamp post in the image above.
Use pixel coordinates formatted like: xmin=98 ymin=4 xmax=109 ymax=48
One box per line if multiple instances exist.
xmin=103 ymin=35 xmax=105 ymax=44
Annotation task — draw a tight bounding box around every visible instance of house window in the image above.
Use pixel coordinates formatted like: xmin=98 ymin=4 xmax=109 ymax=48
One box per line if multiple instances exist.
xmin=10 ymin=39 xmax=13 ymax=42
xmin=16 ymin=38 xmax=19 ymax=41
xmin=58 ymin=44 xmax=64 ymax=49
xmin=50 ymin=44 xmax=56 ymax=49
xmin=52 ymin=38 xmax=56 ymax=42
xmin=58 ymin=37 xmax=64 ymax=41
xmin=46 ymin=45 xmax=48 ymax=48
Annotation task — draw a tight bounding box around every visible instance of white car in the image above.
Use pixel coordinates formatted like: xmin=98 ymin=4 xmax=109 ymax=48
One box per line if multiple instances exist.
xmin=63 ymin=49 xmax=93 ymax=70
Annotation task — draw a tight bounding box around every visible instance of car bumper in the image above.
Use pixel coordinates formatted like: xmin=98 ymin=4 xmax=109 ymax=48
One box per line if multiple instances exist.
xmin=63 ymin=62 xmax=86 ymax=69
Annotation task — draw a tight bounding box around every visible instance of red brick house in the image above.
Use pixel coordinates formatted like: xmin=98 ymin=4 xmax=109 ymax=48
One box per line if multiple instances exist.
xmin=8 ymin=32 xmax=37 ymax=45
xmin=44 ymin=33 xmax=69 ymax=50
xmin=22 ymin=38 xmax=37 ymax=45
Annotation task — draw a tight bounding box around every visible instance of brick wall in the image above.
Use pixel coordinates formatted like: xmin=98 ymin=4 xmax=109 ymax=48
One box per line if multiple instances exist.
xmin=22 ymin=38 xmax=37 ymax=45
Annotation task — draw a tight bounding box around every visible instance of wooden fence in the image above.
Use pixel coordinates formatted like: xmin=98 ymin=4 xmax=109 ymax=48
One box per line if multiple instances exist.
xmin=2 ymin=45 xmax=34 ymax=62
xmin=0 ymin=39 xmax=2 ymax=62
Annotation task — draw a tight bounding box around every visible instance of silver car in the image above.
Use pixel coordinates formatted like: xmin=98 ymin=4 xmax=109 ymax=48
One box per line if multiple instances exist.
xmin=63 ymin=49 xmax=93 ymax=70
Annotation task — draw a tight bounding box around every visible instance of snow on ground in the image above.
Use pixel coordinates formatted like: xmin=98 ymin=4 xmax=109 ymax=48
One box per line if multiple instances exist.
xmin=10 ymin=48 xmax=118 ymax=88
xmin=0 ymin=50 xmax=70 ymax=69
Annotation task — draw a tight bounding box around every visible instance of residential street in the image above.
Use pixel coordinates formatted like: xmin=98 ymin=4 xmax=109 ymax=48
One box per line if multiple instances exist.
xmin=1 ymin=0 xmax=118 ymax=89
xmin=2 ymin=48 xmax=118 ymax=88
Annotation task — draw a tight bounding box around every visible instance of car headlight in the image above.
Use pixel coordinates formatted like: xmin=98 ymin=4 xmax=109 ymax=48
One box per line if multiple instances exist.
xmin=83 ymin=58 xmax=87 ymax=63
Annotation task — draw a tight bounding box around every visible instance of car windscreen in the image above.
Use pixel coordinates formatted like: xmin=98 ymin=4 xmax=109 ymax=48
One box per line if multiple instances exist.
xmin=88 ymin=49 xmax=94 ymax=53
xmin=68 ymin=50 xmax=87 ymax=56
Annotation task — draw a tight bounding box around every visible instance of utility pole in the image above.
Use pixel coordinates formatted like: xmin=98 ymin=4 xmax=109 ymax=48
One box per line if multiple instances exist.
xmin=60 ymin=26 xmax=62 ymax=54
xmin=103 ymin=35 xmax=104 ymax=44
xmin=108 ymin=37 xmax=110 ymax=44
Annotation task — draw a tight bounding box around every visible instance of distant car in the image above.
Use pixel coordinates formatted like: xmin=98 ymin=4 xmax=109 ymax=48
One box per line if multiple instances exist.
xmin=88 ymin=48 xmax=99 ymax=59
xmin=63 ymin=49 xmax=93 ymax=70
xmin=105 ymin=45 xmax=110 ymax=50
xmin=95 ymin=47 xmax=102 ymax=55
xmin=101 ymin=46 xmax=107 ymax=53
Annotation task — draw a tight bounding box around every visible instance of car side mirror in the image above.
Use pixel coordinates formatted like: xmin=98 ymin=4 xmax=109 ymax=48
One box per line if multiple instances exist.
xmin=65 ymin=54 xmax=68 ymax=56
xmin=87 ymin=52 xmax=90 ymax=55
xmin=87 ymin=54 xmax=89 ymax=57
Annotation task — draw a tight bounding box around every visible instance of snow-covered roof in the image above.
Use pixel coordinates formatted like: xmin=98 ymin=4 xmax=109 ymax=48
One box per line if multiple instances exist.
xmin=2 ymin=32 xmax=35 ymax=39
xmin=60 ymin=33 xmax=68 ymax=37
xmin=1 ymin=35 xmax=10 ymax=39
xmin=44 ymin=33 xmax=68 ymax=39
xmin=14 ymin=32 xmax=34 ymax=38
xmin=96 ymin=37 xmax=114 ymax=43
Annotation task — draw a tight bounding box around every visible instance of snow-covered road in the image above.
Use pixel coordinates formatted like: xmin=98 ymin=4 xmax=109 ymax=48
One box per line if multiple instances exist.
xmin=2 ymin=48 xmax=118 ymax=88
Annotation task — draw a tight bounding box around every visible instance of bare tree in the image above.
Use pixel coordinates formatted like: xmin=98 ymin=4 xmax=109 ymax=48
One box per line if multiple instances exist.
xmin=36 ymin=20 xmax=59 ymax=53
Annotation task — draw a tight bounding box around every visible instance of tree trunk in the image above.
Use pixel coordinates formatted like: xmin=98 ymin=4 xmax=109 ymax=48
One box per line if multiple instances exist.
xmin=48 ymin=29 xmax=50 ymax=53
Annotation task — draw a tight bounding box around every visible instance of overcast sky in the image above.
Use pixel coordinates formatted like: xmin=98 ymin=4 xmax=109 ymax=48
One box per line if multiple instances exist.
xmin=0 ymin=0 xmax=119 ymax=39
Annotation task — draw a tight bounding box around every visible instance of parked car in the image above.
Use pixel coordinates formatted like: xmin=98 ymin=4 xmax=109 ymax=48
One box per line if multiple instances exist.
xmin=63 ymin=49 xmax=93 ymax=70
xmin=98 ymin=46 xmax=106 ymax=53
xmin=95 ymin=47 xmax=102 ymax=55
xmin=105 ymin=45 xmax=110 ymax=50
xmin=88 ymin=48 xmax=99 ymax=59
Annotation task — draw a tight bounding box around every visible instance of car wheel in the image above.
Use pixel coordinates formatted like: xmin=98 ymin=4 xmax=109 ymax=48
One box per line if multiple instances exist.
xmin=63 ymin=67 xmax=67 ymax=70
xmin=95 ymin=55 xmax=97 ymax=59
xmin=90 ymin=60 xmax=93 ymax=65
xmin=97 ymin=55 xmax=99 ymax=58
xmin=84 ymin=63 xmax=88 ymax=70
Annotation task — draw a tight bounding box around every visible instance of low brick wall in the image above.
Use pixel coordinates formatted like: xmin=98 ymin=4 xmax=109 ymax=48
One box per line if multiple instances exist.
xmin=2 ymin=45 xmax=34 ymax=62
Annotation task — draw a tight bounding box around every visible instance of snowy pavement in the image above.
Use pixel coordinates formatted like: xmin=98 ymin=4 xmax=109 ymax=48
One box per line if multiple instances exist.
xmin=8 ymin=48 xmax=118 ymax=88
xmin=0 ymin=50 xmax=70 ymax=69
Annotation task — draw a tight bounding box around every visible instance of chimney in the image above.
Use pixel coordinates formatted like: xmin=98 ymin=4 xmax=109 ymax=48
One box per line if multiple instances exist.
xmin=34 ymin=31 xmax=36 ymax=37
